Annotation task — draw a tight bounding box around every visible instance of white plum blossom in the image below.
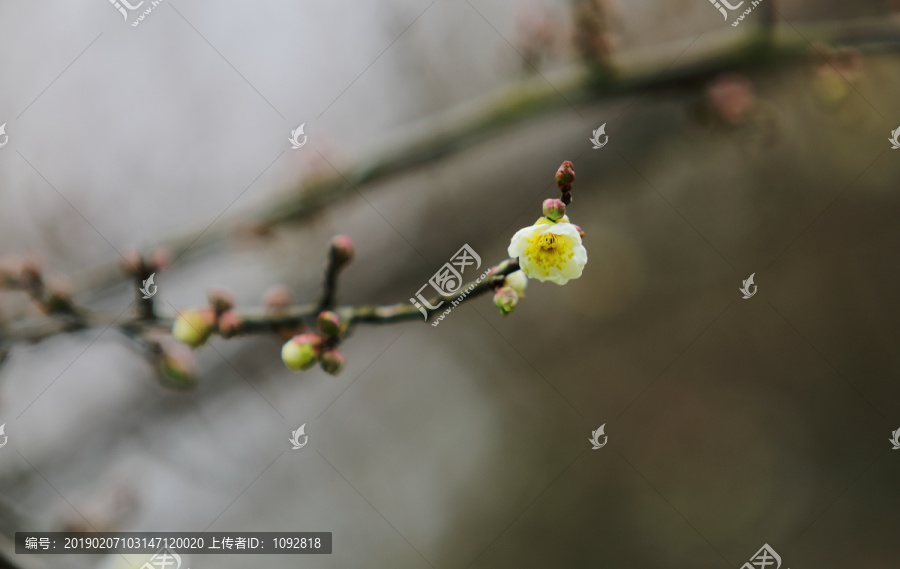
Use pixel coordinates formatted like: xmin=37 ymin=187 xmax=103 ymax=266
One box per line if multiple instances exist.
xmin=508 ymin=219 xmax=587 ymax=285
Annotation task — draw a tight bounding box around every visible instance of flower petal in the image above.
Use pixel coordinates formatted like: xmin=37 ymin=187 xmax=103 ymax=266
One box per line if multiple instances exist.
xmin=508 ymin=221 xmax=587 ymax=285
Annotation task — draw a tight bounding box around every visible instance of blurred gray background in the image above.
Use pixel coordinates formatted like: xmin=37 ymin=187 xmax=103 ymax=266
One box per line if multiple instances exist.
xmin=1 ymin=0 xmax=900 ymax=567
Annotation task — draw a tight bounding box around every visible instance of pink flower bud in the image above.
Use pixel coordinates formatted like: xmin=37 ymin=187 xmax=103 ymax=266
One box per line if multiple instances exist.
xmin=573 ymin=224 xmax=586 ymax=239
xmin=708 ymin=74 xmax=755 ymax=126
xmin=207 ymin=286 xmax=236 ymax=313
xmin=542 ymin=199 xmax=566 ymax=221
xmin=0 ymin=256 xmax=23 ymax=288
xmin=159 ymin=341 xmax=199 ymax=390
xmin=329 ymin=235 xmax=355 ymax=267
xmin=555 ymin=160 xmax=575 ymax=192
xmin=493 ymin=286 xmax=519 ymax=316
xmin=20 ymin=255 xmax=42 ymax=288
xmin=317 ymin=311 xmax=342 ymax=337
xmin=149 ymin=248 xmax=173 ymax=272
xmin=217 ymin=310 xmax=242 ymax=338
xmin=262 ymin=285 xmax=294 ymax=311
xmin=44 ymin=274 xmax=74 ymax=313
xmin=319 ymin=348 xmax=346 ymax=375
xmin=281 ymin=333 xmax=322 ymax=371
xmin=120 ymin=249 xmax=143 ymax=275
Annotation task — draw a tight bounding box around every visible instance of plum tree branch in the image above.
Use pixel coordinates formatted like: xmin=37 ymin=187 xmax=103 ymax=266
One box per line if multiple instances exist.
xmin=0 ymin=259 xmax=520 ymax=347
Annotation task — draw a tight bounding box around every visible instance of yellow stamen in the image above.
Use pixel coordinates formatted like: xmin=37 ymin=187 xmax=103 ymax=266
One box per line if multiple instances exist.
xmin=524 ymin=232 xmax=576 ymax=273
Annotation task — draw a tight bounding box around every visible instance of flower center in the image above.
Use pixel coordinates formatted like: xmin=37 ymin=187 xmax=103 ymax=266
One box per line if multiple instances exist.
xmin=525 ymin=232 xmax=575 ymax=272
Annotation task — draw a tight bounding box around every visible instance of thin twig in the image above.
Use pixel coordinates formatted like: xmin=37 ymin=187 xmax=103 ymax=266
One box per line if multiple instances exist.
xmin=0 ymin=259 xmax=520 ymax=347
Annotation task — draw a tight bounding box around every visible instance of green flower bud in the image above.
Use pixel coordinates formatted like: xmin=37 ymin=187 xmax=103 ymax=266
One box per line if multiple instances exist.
xmin=542 ymin=199 xmax=566 ymax=221
xmin=281 ymin=333 xmax=321 ymax=371
xmin=172 ymin=308 xmax=215 ymax=347
xmin=493 ymin=286 xmax=519 ymax=316
xmin=505 ymin=270 xmax=528 ymax=297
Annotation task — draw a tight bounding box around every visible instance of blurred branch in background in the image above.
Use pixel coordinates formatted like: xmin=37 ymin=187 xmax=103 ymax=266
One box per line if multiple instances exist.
xmin=43 ymin=13 xmax=900 ymax=306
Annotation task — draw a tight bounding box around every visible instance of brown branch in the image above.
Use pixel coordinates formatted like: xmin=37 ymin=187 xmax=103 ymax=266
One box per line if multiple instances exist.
xmin=0 ymin=259 xmax=521 ymax=347
xmin=345 ymin=258 xmax=519 ymax=325
xmin=318 ymin=256 xmax=342 ymax=312
xmin=134 ymin=263 xmax=156 ymax=321
xmin=212 ymin=258 xmax=519 ymax=333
